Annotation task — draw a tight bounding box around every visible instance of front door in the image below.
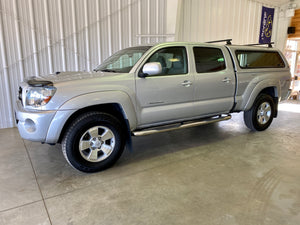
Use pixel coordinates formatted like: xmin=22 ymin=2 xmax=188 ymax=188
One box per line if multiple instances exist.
xmin=136 ymin=46 xmax=196 ymax=126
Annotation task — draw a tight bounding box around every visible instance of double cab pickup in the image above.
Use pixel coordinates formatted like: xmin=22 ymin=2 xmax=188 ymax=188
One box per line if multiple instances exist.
xmin=15 ymin=41 xmax=292 ymax=172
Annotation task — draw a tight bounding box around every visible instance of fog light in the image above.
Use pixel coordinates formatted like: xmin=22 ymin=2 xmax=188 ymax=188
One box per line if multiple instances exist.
xmin=24 ymin=119 xmax=36 ymax=132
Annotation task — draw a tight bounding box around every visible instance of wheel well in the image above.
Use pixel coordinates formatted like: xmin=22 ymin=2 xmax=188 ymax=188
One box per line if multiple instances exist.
xmin=260 ymin=86 xmax=277 ymax=98
xmin=58 ymin=103 xmax=127 ymax=143
xmin=259 ymin=86 xmax=279 ymax=117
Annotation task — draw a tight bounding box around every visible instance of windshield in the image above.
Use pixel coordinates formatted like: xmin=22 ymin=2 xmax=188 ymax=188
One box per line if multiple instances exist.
xmin=94 ymin=46 xmax=152 ymax=73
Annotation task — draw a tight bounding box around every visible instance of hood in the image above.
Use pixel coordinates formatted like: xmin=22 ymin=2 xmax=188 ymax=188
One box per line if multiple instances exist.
xmin=37 ymin=71 xmax=108 ymax=84
xmin=22 ymin=70 xmax=132 ymax=95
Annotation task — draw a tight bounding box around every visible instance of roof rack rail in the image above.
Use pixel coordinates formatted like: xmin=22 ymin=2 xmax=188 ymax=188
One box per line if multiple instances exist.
xmin=206 ymin=39 xmax=232 ymax=45
xmin=245 ymin=42 xmax=274 ymax=48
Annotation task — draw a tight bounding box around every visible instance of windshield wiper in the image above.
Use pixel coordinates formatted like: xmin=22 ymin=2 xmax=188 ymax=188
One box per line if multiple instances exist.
xmin=99 ymin=69 xmax=117 ymax=73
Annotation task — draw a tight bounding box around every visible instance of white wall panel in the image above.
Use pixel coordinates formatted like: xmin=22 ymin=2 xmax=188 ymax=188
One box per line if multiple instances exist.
xmin=0 ymin=0 xmax=167 ymax=129
xmin=176 ymin=0 xmax=279 ymax=45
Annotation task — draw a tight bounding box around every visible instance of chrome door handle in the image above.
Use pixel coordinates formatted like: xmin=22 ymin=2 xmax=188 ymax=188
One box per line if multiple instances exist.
xmin=181 ymin=80 xmax=192 ymax=87
xmin=222 ymin=77 xmax=232 ymax=83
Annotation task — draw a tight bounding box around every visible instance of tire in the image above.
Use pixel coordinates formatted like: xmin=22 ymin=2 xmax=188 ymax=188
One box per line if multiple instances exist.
xmin=62 ymin=112 xmax=125 ymax=173
xmin=244 ymin=94 xmax=275 ymax=131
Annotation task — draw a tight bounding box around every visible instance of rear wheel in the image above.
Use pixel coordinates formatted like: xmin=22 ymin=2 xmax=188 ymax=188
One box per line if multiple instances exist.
xmin=62 ymin=112 xmax=125 ymax=173
xmin=244 ymin=94 xmax=275 ymax=131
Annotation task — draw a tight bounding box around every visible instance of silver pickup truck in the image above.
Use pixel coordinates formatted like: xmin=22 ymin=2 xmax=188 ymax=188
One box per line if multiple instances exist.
xmin=15 ymin=41 xmax=292 ymax=172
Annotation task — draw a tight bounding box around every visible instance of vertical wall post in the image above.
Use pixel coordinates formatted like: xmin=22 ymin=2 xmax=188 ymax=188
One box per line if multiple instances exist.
xmin=156 ymin=0 xmax=159 ymax=42
xmin=118 ymin=0 xmax=122 ymax=50
xmin=138 ymin=0 xmax=141 ymax=44
xmin=44 ymin=0 xmax=53 ymax=73
xmin=107 ymin=0 xmax=112 ymax=55
xmin=29 ymin=0 xmax=40 ymax=76
xmin=84 ymin=0 xmax=90 ymax=71
xmin=128 ymin=0 xmax=132 ymax=46
xmin=13 ymin=0 xmax=25 ymax=81
xmin=96 ymin=0 xmax=102 ymax=63
xmin=147 ymin=0 xmax=150 ymax=43
xmin=71 ymin=0 xmax=79 ymax=70
xmin=58 ymin=0 xmax=66 ymax=71
xmin=0 ymin=7 xmax=14 ymax=127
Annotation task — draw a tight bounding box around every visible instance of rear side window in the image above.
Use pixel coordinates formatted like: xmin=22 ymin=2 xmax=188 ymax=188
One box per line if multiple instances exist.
xmin=236 ymin=51 xmax=285 ymax=68
xmin=193 ymin=47 xmax=226 ymax=73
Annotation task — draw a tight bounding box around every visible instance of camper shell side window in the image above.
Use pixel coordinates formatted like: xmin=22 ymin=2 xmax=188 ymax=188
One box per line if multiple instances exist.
xmin=236 ymin=50 xmax=285 ymax=69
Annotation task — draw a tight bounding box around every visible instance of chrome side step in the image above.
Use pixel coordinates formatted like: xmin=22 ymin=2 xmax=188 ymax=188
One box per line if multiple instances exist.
xmin=133 ymin=114 xmax=231 ymax=136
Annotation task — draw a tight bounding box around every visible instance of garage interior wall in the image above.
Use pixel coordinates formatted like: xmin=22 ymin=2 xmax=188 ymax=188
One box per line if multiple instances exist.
xmin=0 ymin=0 xmax=167 ymax=129
xmin=176 ymin=0 xmax=279 ymax=45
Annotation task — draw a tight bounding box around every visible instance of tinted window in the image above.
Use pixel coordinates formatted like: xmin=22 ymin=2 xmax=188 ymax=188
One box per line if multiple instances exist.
xmin=236 ymin=51 xmax=285 ymax=68
xmin=146 ymin=47 xmax=188 ymax=75
xmin=193 ymin=47 xmax=226 ymax=73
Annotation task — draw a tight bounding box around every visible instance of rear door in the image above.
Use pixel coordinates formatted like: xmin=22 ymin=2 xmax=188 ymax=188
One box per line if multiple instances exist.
xmin=191 ymin=45 xmax=236 ymax=115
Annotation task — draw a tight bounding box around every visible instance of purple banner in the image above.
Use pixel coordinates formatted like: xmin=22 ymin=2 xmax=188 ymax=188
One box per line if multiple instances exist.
xmin=259 ymin=6 xmax=275 ymax=44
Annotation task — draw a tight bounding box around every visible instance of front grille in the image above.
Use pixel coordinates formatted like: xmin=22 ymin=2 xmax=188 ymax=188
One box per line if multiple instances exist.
xmin=18 ymin=86 xmax=22 ymax=102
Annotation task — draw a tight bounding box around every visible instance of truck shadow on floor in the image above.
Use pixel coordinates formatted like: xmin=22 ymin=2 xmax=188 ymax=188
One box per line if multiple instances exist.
xmin=117 ymin=120 xmax=250 ymax=167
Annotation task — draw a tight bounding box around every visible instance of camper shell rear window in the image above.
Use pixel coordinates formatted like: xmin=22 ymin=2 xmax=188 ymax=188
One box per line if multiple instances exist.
xmin=236 ymin=50 xmax=285 ymax=69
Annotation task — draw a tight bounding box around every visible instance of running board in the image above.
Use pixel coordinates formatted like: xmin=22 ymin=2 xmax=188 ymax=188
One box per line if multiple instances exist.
xmin=133 ymin=114 xmax=231 ymax=136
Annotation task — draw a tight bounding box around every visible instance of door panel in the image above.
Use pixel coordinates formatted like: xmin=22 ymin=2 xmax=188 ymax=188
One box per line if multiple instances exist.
xmin=192 ymin=46 xmax=236 ymax=115
xmin=135 ymin=46 xmax=196 ymax=126
xmin=136 ymin=74 xmax=195 ymax=125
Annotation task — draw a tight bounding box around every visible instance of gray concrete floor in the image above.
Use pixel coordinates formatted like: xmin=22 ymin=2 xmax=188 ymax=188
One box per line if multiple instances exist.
xmin=0 ymin=101 xmax=300 ymax=225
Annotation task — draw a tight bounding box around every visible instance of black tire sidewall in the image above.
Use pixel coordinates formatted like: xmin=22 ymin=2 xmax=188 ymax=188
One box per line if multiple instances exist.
xmin=63 ymin=112 xmax=124 ymax=172
xmin=251 ymin=94 xmax=275 ymax=131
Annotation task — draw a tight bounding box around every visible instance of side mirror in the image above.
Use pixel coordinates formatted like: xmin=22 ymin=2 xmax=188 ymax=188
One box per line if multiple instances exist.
xmin=141 ymin=62 xmax=162 ymax=77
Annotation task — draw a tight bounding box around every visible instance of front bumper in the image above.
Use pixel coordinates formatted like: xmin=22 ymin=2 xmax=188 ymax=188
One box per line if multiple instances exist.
xmin=15 ymin=101 xmax=56 ymax=142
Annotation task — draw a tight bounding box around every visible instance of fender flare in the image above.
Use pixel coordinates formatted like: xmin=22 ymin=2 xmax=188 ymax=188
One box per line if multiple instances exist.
xmin=243 ymin=79 xmax=280 ymax=111
xmin=45 ymin=91 xmax=137 ymax=144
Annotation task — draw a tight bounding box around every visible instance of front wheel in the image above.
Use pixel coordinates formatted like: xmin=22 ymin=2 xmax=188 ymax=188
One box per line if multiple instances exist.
xmin=244 ymin=94 xmax=275 ymax=131
xmin=62 ymin=112 xmax=125 ymax=173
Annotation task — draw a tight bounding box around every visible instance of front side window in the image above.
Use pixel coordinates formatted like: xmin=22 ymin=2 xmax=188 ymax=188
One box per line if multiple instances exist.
xmin=193 ymin=47 xmax=226 ymax=73
xmin=236 ymin=50 xmax=285 ymax=68
xmin=146 ymin=47 xmax=188 ymax=75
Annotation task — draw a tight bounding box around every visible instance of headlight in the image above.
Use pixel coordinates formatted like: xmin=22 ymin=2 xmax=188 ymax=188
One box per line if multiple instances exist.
xmin=26 ymin=86 xmax=56 ymax=107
